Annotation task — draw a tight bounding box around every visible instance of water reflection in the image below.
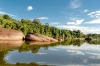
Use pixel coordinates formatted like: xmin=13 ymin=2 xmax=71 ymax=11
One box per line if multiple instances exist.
xmin=87 ymin=40 xmax=100 ymax=45
xmin=0 ymin=40 xmax=100 ymax=66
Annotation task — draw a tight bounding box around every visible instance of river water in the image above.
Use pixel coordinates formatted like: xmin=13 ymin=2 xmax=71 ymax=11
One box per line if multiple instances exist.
xmin=0 ymin=40 xmax=100 ymax=66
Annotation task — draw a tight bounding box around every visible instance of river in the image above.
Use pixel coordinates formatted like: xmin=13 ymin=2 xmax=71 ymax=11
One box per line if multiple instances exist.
xmin=0 ymin=40 xmax=100 ymax=66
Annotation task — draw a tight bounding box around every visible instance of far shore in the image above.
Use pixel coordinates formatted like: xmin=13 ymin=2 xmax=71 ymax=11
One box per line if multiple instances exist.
xmin=0 ymin=37 xmax=99 ymax=46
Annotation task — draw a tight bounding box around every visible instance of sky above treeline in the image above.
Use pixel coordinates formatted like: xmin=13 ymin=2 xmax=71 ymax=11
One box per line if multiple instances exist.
xmin=0 ymin=0 xmax=100 ymax=34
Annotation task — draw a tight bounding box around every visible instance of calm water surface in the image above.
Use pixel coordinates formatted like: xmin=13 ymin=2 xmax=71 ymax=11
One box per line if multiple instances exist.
xmin=0 ymin=40 xmax=100 ymax=66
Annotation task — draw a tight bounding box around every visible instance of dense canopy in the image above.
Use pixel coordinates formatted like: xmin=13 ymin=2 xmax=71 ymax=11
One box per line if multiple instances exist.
xmin=0 ymin=14 xmax=99 ymax=39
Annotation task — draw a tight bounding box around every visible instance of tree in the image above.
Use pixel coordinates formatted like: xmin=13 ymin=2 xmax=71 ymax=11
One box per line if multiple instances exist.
xmin=0 ymin=14 xmax=97 ymax=40
xmin=33 ymin=19 xmax=41 ymax=25
xmin=3 ymin=14 xmax=11 ymax=20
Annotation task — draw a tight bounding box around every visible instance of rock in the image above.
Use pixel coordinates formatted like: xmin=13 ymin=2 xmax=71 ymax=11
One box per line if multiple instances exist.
xmin=58 ymin=38 xmax=63 ymax=41
xmin=0 ymin=28 xmax=24 ymax=40
xmin=25 ymin=33 xmax=58 ymax=42
xmin=25 ymin=41 xmax=55 ymax=45
xmin=0 ymin=40 xmax=23 ymax=49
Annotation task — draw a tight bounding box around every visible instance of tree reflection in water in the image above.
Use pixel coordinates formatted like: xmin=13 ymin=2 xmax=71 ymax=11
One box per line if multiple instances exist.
xmin=0 ymin=39 xmax=100 ymax=65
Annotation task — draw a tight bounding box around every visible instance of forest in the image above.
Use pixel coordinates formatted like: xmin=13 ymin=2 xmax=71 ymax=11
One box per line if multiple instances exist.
xmin=0 ymin=14 xmax=100 ymax=39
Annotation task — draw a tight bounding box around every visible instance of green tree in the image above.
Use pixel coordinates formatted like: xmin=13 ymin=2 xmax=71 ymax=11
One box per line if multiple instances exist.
xmin=3 ymin=14 xmax=11 ymax=20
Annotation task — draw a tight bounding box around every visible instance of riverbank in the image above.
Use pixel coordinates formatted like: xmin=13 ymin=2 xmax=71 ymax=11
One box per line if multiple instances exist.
xmin=0 ymin=28 xmax=58 ymax=43
xmin=0 ymin=28 xmax=24 ymax=41
xmin=0 ymin=28 xmax=100 ymax=45
xmin=25 ymin=33 xmax=58 ymax=42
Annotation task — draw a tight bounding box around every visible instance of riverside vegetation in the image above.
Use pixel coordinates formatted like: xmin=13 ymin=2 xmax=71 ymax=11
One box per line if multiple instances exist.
xmin=0 ymin=14 xmax=100 ymax=41
xmin=0 ymin=14 xmax=100 ymax=66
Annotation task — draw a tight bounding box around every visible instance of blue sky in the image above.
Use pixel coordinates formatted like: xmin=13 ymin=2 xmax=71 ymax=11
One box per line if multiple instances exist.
xmin=0 ymin=0 xmax=100 ymax=34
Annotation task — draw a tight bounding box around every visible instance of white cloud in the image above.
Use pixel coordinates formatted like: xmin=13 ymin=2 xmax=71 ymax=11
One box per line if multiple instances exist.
xmin=57 ymin=25 xmax=100 ymax=34
xmin=37 ymin=62 xmax=46 ymax=64
xmin=83 ymin=9 xmax=89 ymax=13
xmin=87 ymin=52 xmax=100 ymax=56
xmin=66 ymin=19 xmax=84 ymax=25
xmin=55 ymin=43 xmax=100 ymax=61
xmin=67 ymin=22 xmax=75 ymax=25
xmin=70 ymin=17 xmax=79 ymax=21
xmin=90 ymin=56 xmax=100 ymax=60
xmin=67 ymin=50 xmax=84 ymax=55
xmin=65 ymin=64 xmax=84 ymax=66
xmin=0 ymin=11 xmax=15 ymax=17
xmin=70 ymin=0 xmax=81 ymax=9
xmin=88 ymin=10 xmax=100 ymax=18
xmin=35 ymin=52 xmax=47 ymax=55
xmin=4 ymin=56 xmax=9 ymax=61
xmin=85 ymin=10 xmax=100 ymax=24
xmin=49 ymin=48 xmax=59 ymax=51
xmin=37 ymin=17 xmax=49 ymax=20
xmin=89 ymin=64 xmax=100 ymax=66
xmin=85 ymin=18 xmax=100 ymax=24
xmin=50 ymin=22 xmax=60 ymax=25
xmin=57 ymin=25 xmax=87 ymax=33
xmin=56 ymin=43 xmax=100 ymax=51
xmin=27 ymin=6 xmax=33 ymax=11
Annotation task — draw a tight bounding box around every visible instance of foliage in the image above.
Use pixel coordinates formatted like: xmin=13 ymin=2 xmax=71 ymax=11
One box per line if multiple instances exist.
xmin=0 ymin=14 xmax=99 ymax=39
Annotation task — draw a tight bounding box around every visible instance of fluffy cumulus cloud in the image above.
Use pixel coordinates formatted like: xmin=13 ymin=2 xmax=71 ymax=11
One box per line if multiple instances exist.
xmin=27 ymin=6 xmax=33 ymax=11
xmin=55 ymin=43 xmax=100 ymax=58
xmin=57 ymin=10 xmax=100 ymax=34
xmin=88 ymin=10 xmax=100 ymax=18
xmin=84 ymin=10 xmax=100 ymax=24
xmin=54 ymin=43 xmax=100 ymax=65
xmin=37 ymin=17 xmax=49 ymax=20
xmin=67 ymin=49 xmax=84 ymax=55
xmin=66 ymin=19 xmax=84 ymax=25
xmin=56 ymin=43 xmax=100 ymax=53
xmin=57 ymin=25 xmax=100 ymax=34
xmin=85 ymin=19 xmax=100 ymax=24
xmin=57 ymin=19 xmax=98 ymax=34
xmin=70 ymin=0 xmax=81 ymax=9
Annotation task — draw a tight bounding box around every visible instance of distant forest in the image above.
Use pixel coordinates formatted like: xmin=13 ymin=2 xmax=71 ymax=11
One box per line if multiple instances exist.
xmin=0 ymin=14 xmax=100 ymax=39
